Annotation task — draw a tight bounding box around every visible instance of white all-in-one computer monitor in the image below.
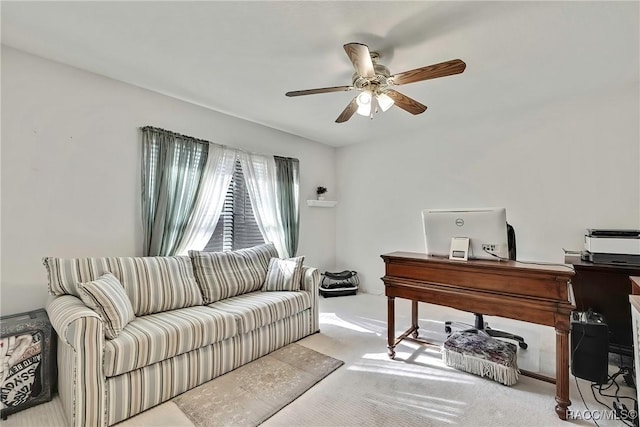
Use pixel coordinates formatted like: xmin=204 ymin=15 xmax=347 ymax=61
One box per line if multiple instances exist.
xmin=422 ymin=207 xmax=509 ymax=260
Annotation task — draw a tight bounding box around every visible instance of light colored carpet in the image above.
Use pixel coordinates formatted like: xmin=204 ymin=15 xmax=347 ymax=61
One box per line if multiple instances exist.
xmin=172 ymin=343 xmax=343 ymax=427
xmin=2 ymin=293 xmax=635 ymax=426
xmin=263 ymin=295 xmax=635 ymax=427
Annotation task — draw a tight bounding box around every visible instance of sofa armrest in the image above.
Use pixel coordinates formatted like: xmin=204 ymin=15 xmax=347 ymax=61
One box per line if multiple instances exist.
xmin=300 ymin=266 xmax=320 ymax=293
xmin=46 ymin=295 xmax=106 ymax=427
xmin=300 ymin=267 xmax=320 ymax=333
xmin=47 ymin=295 xmax=102 ymax=346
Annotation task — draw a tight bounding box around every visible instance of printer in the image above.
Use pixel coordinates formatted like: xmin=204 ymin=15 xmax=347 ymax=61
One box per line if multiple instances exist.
xmin=584 ymin=229 xmax=640 ymax=265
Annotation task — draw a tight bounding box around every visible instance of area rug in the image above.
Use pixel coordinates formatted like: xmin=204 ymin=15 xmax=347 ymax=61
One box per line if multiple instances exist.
xmin=172 ymin=343 xmax=343 ymax=427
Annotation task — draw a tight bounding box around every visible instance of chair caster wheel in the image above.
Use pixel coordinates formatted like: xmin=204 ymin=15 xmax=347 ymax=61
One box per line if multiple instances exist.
xmin=445 ymin=326 xmax=452 ymax=334
xmin=519 ymin=342 xmax=528 ymax=350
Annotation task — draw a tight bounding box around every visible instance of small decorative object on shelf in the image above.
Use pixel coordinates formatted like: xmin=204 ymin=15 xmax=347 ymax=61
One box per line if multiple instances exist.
xmin=1 ymin=308 xmax=55 ymax=420
xmin=316 ymin=186 xmax=327 ymax=201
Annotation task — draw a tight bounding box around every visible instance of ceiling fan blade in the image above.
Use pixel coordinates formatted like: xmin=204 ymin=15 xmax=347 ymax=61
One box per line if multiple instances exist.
xmin=286 ymin=86 xmax=352 ymax=97
xmin=335 ymin=97 xmax=358 ymax=123
xmin=385 ymin=90 xmax=427 ymax=115
xmin=392 ymin=59 xmax=466 ymax=85
xmin=343 ymin=43 xmax=375 ymax=78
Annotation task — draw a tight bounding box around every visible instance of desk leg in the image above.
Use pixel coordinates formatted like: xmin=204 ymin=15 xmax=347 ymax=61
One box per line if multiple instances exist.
xmin=387 ymin=296 xmax=396 ymax=359
xmin=411 ymin=300 xmax=419 ymax=339
xmin=555 ymin=327 xmax=571 ymax=420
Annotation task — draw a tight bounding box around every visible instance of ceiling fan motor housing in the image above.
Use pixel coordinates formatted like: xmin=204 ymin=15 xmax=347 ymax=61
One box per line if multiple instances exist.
xmin=352 ymin=57 xmax=392 ymax=95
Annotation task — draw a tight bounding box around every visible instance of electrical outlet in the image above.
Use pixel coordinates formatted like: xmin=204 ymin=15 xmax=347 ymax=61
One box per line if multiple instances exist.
xmin=482 ymin=244 xmax=496 ymax=252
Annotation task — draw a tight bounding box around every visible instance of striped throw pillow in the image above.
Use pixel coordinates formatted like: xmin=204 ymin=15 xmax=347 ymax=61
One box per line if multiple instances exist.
xmin=77 ymin=273 xmax=136 ymax=339
xmin=262 ymin=256 xmax=305 ymax=292
xmin=189 ymin=243 xmax=279 ymax=303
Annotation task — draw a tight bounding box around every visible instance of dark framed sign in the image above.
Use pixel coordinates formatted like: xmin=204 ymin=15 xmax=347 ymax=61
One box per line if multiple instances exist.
xmin=1 ymin=309 xmax=55 ymax=419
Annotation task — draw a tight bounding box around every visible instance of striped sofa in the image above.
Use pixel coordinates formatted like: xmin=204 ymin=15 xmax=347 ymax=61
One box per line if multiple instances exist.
xmin=44 ymin=243 xmax=320 ymax=427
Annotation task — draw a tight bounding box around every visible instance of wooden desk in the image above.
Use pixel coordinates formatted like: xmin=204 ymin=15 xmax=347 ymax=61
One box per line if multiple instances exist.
xmin=565 ymin=256 xmax=640 ymax=356
xmin=381 ymin=252 xmax=575 ymax=420
xmin=631 ymin=276 xmax=640 ymax=295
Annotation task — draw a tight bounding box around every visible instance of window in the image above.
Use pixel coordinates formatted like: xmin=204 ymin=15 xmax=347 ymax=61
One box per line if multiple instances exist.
xmin=204 ymin=160 xmax=265 ymax=252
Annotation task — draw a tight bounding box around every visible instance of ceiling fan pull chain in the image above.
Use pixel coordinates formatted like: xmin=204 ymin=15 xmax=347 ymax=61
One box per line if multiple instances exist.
xmin=370 ymin=96 xmax=378 ymax=119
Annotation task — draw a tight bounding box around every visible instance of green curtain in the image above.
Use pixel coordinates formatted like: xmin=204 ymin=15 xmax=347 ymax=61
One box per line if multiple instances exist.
xmin=141 ymin=127 xmax=208 ymax=256
xmin=274 ymin=156 xmax=300 ymax=257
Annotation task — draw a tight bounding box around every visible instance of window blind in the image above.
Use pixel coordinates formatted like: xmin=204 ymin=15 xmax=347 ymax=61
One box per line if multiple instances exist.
xmin=204 ymin=160 xmax=265 ymax=252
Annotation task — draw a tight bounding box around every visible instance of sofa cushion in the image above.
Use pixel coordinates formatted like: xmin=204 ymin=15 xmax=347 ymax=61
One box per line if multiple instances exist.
xmin=208 ymin=290 xmax=311 ymax=334
xmin=262 ymin=256 xmax=304 ymax=292
xmin=77 ymin=273 xmax=136 ymax=339
xmin=189 ymin=243 xmax=278 ymax=304
xmin=44 ymin=256 xmax=203 ymax=316
xmin=104 ymin=306 xmax=237 ymax=377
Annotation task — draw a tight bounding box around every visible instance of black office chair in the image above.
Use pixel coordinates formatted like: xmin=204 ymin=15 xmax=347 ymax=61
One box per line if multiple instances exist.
xmin=443 ymin=223 xmax=528 ymax=350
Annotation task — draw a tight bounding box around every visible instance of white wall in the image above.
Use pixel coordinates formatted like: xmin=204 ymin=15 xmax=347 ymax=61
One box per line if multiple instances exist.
xmin=2 ymin=40 xmax=639 ymax=316
xmin=336 ymin=81 xmax=640 ymax=295
xmin=0 ymin=47 xmax=336 ymax=315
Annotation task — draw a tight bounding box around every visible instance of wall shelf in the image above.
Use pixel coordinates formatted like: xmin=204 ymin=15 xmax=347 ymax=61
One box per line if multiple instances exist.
xmin=306 ymin=200 xmax=337 ymax=208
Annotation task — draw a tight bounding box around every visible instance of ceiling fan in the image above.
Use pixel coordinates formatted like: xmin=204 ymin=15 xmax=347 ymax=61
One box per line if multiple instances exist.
xmin=285 ymin=43 xmax=466 ymax=123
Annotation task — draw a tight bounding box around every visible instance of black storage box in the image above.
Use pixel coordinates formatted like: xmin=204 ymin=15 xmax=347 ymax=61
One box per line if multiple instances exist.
xmin=319 ymin=271 xmax=359 ymax=297
xmin=1 ymin=309 xmax=56 ymax=419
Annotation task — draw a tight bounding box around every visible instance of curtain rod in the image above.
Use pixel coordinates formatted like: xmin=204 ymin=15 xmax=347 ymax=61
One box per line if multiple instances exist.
xmin=140 ymin=126 xmax=298 ymax=161
xmin=140 ymin=126 xmax=219 ymax=147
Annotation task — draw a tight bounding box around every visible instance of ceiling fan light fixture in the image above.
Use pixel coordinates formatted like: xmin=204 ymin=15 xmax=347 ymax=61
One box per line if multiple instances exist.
xmin=355 ymin=90 xmax=373 ymax=116
xmin=356 ymin=91 xmax=372 ymax=107
xmin=377 ymin=93 xmax=394 ymax=112
xmin=356 ymin=103 xmax=371 ymax=117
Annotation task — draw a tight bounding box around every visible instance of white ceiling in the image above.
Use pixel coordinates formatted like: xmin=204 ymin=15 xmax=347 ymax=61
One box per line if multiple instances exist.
xmin=1 ymin=1 xmax=638 ymax=147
